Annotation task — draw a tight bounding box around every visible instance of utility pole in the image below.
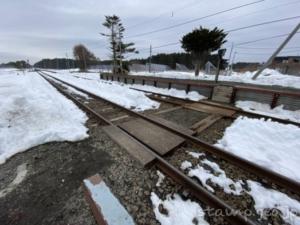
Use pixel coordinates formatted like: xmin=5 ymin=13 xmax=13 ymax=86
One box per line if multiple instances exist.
xmin=252 ymin=22 xmax=300 ymax=80
xmin=149 ymin=45 xmax=152 ymax=73
xmin=226 ymin=43 xmax=234 ymax=76
xmin=215 ymin=49 xmax=226 ymax=83
xmin=82 ymin=48 xmax=87 ymax=71
xmin=118 ymin=26 xmax=123 ymax=74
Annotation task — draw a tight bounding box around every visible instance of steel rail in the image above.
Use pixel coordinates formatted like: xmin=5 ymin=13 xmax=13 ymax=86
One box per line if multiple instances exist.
xmin=39 ymin=71 xmax=300 ymax=196
xmin=130 ymin=87 xmax=300 ymax=126
xmin=38 ymin=71 xmax=258 ymax=225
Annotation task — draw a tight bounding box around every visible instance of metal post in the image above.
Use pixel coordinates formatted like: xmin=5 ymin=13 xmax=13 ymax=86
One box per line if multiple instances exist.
xmin=149 ymin=45 xmax=152 ymax=73
xmin=252 ymin=22 xmax=300 ymax=80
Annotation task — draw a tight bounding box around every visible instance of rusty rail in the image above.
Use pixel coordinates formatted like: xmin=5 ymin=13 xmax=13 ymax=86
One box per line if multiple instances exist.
xmin=39 ymin=71 xmax=300 ymax=196
xmin=38 ymin=70 xmax=259 ymax=225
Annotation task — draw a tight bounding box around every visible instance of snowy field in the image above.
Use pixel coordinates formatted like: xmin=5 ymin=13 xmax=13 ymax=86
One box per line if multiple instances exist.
xmin=215 ymin=117 xmax=300 ymax=182
xmin=50 ymin=70 xmax=206 ymax=102
xmin=130 ymin=69 xmax=300 ymax=89
xmin=0 ymin=69 xmax=88 ymax=164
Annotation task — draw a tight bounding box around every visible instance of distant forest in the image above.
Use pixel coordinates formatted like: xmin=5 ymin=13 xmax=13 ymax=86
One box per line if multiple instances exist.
xmin=1 ymin=52 xmax=230 ymax=70
xmin=130 ymin=53 xmax=228 ymax=70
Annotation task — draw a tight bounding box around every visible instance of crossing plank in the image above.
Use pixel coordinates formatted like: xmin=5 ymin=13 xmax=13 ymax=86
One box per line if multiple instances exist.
xmin=148 ymin=114 xmax=195 ymax=135
xmin=119 ymin=119 xmax=185 ymax=155
xmin=102 ymin=126 xmax=155 ymax=167
xmin=184 ymin=103 xmax=235 ymax=117
xmin=191 ymin=114 xmax=223 ymax=134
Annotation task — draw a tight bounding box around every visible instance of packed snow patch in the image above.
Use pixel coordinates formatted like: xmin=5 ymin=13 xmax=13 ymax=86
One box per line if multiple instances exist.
xmin=156 ymin=170 xmax=165 ymax=187
xmin=151 ymin=192 xmax=209 ymax=225
xmin=185 ymin=159 xmax=243 ymax=195
xmin=236 ymin=100 xmax=300 ymax=123
xmin=49 ymin=72 xmax=160 ymax=111
xmin=187 ymin=151 xmax=205 ymax=159
xmin=0 ymin=163 xmax=27 ymax=198
xmin=248 ymin=181 xmax=300 ymax=225
xmin=215 ymin=117 xmax=300 ymax=182
xmin=0 ymin=71 xmax=88 ymax=164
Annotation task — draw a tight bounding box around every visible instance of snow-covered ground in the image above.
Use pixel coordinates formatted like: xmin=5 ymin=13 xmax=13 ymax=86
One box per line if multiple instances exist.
xmin=179 ymin=152 xmax=300 ymax=225
xmin=236 ymin=101 xmax=300 ymax=123
xmin=49 ymin=70 xmax=205 ymax=102
xmin=0 ymin=69 xmax=88 ymax=164
xmin=130 ymin=69 xmax=300 ymax=89
xmin=48 ymin=71 xmax=160 ymax=111
xmin=215 ymin=117 xmax=300 ymax=182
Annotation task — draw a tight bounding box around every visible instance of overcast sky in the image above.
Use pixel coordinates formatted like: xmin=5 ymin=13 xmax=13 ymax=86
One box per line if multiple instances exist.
xmin=1 ymin=0 xmax=300 ymax=64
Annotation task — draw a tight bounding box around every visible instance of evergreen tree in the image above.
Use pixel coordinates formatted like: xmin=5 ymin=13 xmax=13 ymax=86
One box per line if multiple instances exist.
xmin=102 ymin=15 xmax=137 ymax=74
xmin=181 ymin=27 xmax=227 ymax=76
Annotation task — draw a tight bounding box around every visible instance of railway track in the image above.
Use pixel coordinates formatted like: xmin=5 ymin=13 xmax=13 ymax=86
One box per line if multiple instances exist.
xmin=37 ymin=70 xmax=300 ymax=225
xmin=130 ymin=87 xmax=300 ymax=127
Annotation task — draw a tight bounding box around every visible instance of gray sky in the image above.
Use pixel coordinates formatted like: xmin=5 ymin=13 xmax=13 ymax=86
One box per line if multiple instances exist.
xmin=1 ymin=0 xmax=300 ymax=64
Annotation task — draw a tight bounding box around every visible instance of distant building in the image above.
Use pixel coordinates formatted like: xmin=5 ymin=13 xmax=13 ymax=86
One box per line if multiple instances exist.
xmin=271 ymin=56 xmax=300 ymax=76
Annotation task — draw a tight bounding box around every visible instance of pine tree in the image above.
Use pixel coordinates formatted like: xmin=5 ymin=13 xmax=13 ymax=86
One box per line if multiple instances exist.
xmin=181 ymin=27 xmax=227 ymax=76
xmin=102 ymin=15 xmax=137 ymax=74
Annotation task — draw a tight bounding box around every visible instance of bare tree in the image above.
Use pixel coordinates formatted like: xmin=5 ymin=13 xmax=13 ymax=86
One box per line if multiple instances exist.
xmin=73 ymin=44 xmax=96 ymax=72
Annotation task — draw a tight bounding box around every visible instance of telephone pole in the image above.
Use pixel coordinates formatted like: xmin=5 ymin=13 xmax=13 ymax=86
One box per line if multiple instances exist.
xmin=149 ymin=45 xmax=152 ymax=73
xmin=252 ymin=22 xmax=300 ymax=80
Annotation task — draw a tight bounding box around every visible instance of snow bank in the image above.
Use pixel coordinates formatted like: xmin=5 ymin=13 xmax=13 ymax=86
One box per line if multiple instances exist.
xmin=49 ymin=71 xmax=160 ymax=111
xmin=0 ymin=70 xmax=88 ymax=164
xmin=130 ymin=69 xmax=300 ymax=89
xmin=151 ymin=192 xmax=209 ymax=225
xmin=248 ymin=181 xmax=300 ymax=225
xmin=215 ymin=117 xmax=300 ymax=182
xmin=66 ymin=71 xmax=205 ymax=101
xmin=236 ymin=100 xmax=300 ymax=123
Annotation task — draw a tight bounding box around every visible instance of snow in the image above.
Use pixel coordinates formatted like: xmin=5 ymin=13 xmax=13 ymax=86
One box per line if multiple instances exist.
xmin=150 ymin=192 xmax=209 ymax=225
xmin=48 ymin=71 xmax=160 ymax=111
xmin=129 ymin=85 xmax=206 ymax=101
xmin=0 ymin=70 xmax=88 ymax=164
xmin=215 ymin=116 xmax=300 ymax=182
xmin=156 ymin=170 xmax=165 ymax=187
xmin=248 ymin=181 xmax=300 ymax=225
xmin=185 ymin=159 xmax=243 ymax=195
xmin=187 ymin=151 xmax=205 ymax=159
xmin=0 ymin=163 xmax=27 ymax=198
xmin=130 ymin=69 xmax=300 ymax=89
xmin=236 ymin=100 xmax=300 ymax=123
xmin=180 ymin=161 xmax=193 ymax=170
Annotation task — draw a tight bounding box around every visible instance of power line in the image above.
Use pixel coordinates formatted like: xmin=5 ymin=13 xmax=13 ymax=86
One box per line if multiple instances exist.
xmin=236 ymin=31 xmax=300 ymax=46
xmin=126 ymin=0 xmax=264 ymax=39
xmin=226 ymin=15 xmax=300 ymax=33
xmin=126 ymin=0 xmax=206 ymax=30
xmin=236 ymin=46 xmax=300 ymax=50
